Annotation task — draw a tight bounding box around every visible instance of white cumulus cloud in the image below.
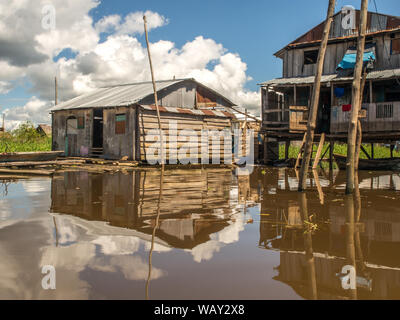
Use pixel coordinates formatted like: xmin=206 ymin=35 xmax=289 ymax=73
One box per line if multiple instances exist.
xmin=0 ymin=0 xmax=260 ymax=128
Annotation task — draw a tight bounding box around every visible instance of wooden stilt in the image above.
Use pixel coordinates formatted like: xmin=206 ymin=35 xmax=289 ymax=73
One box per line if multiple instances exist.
xmin=298 ymin=0 xmax=336 ymax=192
xmin=329 ymin=141 xmax=334 ymax=171
xmin=285 ymin=140 xmax=290 ymax=160
xmin=371 ymin=143 xmax=374 ymax=159
xmin=360 ymin=145 xmax=371 ymax=159
xmin=313 ymin=133 xmax=326 ymax=169
xmin=345 ymin=0 xmax=369 ymax=194
xmin=296 ymin=133 xmax=307 ymax=169
xmin=355 ymin=120 xmax=362 ymax=171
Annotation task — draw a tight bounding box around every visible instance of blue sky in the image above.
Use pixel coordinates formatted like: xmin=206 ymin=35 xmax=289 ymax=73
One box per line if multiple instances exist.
xmin=89 ymin=0 xmax=399 ymax=88
xmin=0 ymin=0 xmax=399 ymax=125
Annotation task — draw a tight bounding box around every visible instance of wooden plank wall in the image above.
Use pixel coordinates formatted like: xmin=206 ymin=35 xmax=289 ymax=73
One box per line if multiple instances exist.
xmin=138 ymin=110 xmax=233 ymax=163
xmin=282 ymin=32 xmax=400 ymax=78
xmin=330 ymin=102 xmax=400 ymax=133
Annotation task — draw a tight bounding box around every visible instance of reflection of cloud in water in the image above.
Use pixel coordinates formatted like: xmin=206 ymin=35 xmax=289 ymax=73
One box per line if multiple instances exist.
xmin=92 ymin=236 xmax=141 ymax=255
xmin=144 ymin=241 xmax=172 ymax=253
xmin=89 ymin=255 xmax=165 ymax=281
xmin=190 ymin=240 xmax=223 ymax=263
xmin=21 ymin=180 xmax=50 ymax=195
xmin=189 ymin=211 xmax=247 ymax=263
xmin=0 ymin=199 xmax=12 ymax=220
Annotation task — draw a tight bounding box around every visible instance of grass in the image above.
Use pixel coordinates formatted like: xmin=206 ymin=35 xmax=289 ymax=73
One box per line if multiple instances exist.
xmin=279 ymin=142 xmax=400 ymax=160
xmin=0 ymin=121 xmax=52 ymax=153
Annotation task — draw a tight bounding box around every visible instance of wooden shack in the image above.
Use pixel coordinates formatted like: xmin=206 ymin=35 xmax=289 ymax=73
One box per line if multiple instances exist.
xmin=259 ymin=10 xmax=400 ymax=162
xmin=51 ymin=79 xmax=237 ymax=163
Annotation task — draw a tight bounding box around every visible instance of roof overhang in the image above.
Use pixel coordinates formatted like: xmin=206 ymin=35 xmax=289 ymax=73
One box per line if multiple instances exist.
xmin=258 ymin=68 xmax=400 ymax=87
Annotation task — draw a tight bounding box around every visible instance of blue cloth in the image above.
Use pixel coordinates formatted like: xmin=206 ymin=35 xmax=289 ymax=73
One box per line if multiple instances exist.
xmin=337 ymin=51 xmax=376 ymax=70
xmin=334 ymin=87 xmax=345 ymax=98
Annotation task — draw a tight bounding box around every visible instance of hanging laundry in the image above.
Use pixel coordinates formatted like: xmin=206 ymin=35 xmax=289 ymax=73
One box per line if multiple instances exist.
xmin=334 ymin=87 xmax=345 ymax=98
xmin=342 ymin=104 xmax=352 ymax=112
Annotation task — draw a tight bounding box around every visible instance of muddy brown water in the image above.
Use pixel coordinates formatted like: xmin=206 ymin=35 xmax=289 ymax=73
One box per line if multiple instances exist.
xmin=0 ymin=167 xmax=399 ymax=299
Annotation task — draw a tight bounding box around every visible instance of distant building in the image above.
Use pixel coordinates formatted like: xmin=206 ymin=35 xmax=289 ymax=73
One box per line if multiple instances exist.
xmin=36 ymin=124 xmax=52 ymax=136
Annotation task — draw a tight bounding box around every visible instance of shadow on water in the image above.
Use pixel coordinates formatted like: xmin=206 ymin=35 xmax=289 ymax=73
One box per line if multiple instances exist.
xmin=1 ymin=166 xmax=400 ymax=299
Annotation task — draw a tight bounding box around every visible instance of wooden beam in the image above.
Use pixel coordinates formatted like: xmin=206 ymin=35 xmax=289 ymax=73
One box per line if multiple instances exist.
xmin=369 ymin=80 xmax=373 ymax=103
xmin=360 ymin=145 xmax=371 ymax=159
xmin=285 ymin=140 xmax=290 ymax=160
xmin=298 ymin=0 xmax=336 ymax=191
xmin=346 ymin=0 xmax=369 ymax=194
xmin=371 ymin=143 xmax=374 ymax=159
xmin=295 ymin=133 xmax=307 ymax=169
xmin=313 ymin=133 xmax=326 ymax=169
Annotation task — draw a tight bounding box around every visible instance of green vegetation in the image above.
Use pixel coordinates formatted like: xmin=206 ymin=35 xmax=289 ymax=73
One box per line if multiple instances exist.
xmin=279 ymin=142 xmax=400 ymax=160
xmin=0 ymin=121 xmax=51 ymax=153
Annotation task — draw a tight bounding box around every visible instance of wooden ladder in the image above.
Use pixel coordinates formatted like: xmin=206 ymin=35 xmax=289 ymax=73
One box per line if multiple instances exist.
xmin=295 ymin=132 xmax=326 ymax=169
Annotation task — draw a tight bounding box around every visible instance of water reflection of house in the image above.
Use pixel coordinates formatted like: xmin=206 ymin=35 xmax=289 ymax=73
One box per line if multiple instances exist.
xmin=258 ymin=169 xmax=400 ymax=299
xmin=51 ymin=169 xmax=244 ymax=249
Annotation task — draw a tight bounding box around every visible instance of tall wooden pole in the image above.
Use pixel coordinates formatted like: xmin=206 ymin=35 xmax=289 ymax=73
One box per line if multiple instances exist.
xmin=355 ymin=68 xmax=368 ymax=170
xmin=346 ymin=0 xmax=369 ymax=194
xmin=55 ymin=77 xmax=58 ymax=106
xmin=298 ymin=0 xmax=336 ymax=191
xmin=144 ymin=16 xmax=164 ymax=167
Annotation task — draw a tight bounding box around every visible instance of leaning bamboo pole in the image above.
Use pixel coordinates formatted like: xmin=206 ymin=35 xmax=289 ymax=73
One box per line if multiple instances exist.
xmin=144 ymin=16 xmax=164 ymax=167
xmin=346 ymin=0 xmax=369 ymax=194
xmin=355 ymin=68 xmax=368 ymax=170
xmin=298 ymin=0 xmax=336 ymax=192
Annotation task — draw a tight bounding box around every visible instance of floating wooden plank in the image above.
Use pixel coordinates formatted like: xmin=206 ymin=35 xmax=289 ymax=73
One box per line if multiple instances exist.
xmin=0 ymin=168 xmax=55 ymax=176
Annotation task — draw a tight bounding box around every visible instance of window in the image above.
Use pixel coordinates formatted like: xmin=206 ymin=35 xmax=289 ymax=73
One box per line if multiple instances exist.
xmin=77 ymin=116 xmax=85 ymax=129
xmin=115 ymin=114 xmax=126 ymax=134
xmin=66 ymin=117 xmax=78 ymax=135
xmin=391 ymin=38 xmax=400 ymax=55
xmin=376 ymin=103 xmax=393 ymax=119
xmin=304 ymin=50 xmax=319 ymax=65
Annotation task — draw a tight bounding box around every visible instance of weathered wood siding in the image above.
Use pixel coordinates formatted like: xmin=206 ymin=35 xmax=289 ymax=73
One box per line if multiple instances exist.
xmin=139 ymin=81 xmax=196 ymax=108
xmin=282 ymin=33 xmax=400 ymax=78
xmin=138 ymin=109 xmax=233 ymax=163
xmin=138 ymin=80 xmax=232 ymax=109
xmin=103 ymin=106 xmax=136 ymax=160
xmin=330 ymin=101 xmax=400 ymax=133
xmin=52 ymin=109 xmax=92 ymax=157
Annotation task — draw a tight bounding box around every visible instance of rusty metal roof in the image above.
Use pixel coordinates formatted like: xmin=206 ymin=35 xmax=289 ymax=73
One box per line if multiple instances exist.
xmin=140 ymin=105 xmax=235 ymax=118
xmin=51 ymin=78 xmax=235 ymax=111
xmin=274 ymin=10 xmax=400 ymax=57
xmin=259 ymin=68 xmax=400 ymax=87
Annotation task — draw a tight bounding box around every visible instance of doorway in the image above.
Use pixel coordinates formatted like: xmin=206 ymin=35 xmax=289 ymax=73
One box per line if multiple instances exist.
xmin=317 ymin=89 xmax=331 ymax=134
xmin=66 ymin=116 xmax=78 ymax=156
xmin=92 ymin=109 xmax=104 ymax=155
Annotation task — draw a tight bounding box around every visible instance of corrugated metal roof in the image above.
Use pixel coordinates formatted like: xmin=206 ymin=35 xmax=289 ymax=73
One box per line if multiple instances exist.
xmin=259 ymin=68 xmax=400 ymax=87
xmin=51 ymin=78 xmax=236 ymax=111
xmin=51 ymin=79 xmax=185 ymax=111
xmin=140 ymin=105 xmax=235 ymax=118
